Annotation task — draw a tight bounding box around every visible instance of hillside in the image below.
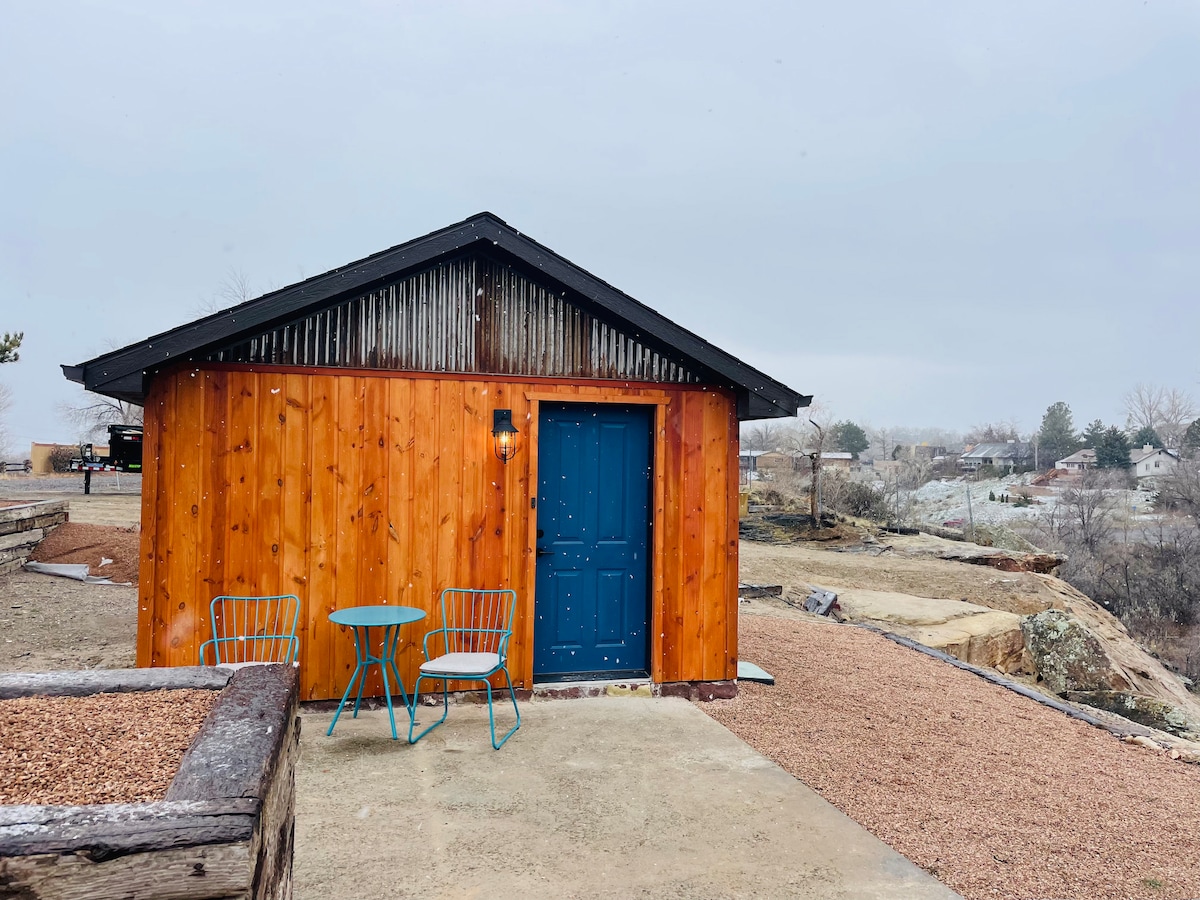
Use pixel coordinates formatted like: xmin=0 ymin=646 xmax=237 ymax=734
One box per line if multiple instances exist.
xmin=738 ymin=529 xmax=1200 ymax=744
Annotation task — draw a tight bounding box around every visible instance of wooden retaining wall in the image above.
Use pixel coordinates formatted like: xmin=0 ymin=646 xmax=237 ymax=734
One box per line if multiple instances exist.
xmin=0 ymin=665 xmax=299 ymax=900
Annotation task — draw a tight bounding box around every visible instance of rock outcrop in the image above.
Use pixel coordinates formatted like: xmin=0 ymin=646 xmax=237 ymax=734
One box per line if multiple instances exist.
xmin=1021 ymin=609 xmax=1118 ymax=694
xmin=831 ymin=589 xmax=1028 ymax=674
xmin=1063 ymin=691 xmax=1200 ymax=741
xmin=1023 ymin=574 xmax=1200 ymax=722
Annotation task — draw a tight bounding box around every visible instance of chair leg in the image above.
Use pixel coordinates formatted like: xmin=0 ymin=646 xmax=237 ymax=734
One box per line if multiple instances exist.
xmin=488 ymin=668 xmax=521 ymax=750
xmin=408 ymin=675 xmax=450 ymax=744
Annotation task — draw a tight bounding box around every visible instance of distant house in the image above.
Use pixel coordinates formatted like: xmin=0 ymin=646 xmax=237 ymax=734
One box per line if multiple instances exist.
xmin=1130 ymin=445 xmax=1179 ymax=483
xmin=894 ymin=444 xmax=947 ymax=461
xmin=818 ymin=451 xmax=855 ymax=473
xmin=755 ymin=450 xmax=801 ymax=475
xmin=872 ymin=459 xmax=902 ymax=478
xmin=1056 ymin=449 xmax=1096 ymax=473
xmin=739 ymin=449 xmax=769 ymax=482
xmin=960 ymin=441 xmax=1033 ymax=472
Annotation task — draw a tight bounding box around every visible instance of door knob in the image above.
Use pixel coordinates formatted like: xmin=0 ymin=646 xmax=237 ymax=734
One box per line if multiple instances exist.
xmin=536 ymin=547 xmax=554 ymax=558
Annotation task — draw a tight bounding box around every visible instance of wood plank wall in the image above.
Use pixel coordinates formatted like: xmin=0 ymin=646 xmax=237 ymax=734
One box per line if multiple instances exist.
xmin=138 ymin=365 xmax=739 ymax=701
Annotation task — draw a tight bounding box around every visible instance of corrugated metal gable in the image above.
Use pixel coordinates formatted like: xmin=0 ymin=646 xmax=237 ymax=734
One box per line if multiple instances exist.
xmin=207 ymin=254 xmax=701 ymax=384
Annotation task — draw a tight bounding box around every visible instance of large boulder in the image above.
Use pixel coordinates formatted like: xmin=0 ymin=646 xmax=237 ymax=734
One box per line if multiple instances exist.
xmin=1020 ymin=609 xmax=1119 ymax=694
xmin=1022 ymin=607 xmax=1200 ymax=731
xmin=832 ymin=589 xmax=1028 ymax=674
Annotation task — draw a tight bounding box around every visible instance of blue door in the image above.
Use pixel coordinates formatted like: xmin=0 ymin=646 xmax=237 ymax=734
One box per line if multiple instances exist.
xmin=534 ymin=403 xmax=652 ymax=679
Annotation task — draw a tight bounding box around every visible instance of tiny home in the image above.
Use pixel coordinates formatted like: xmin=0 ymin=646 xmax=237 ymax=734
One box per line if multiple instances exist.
xmin=64 ymin=213 xmax=809 ymax=701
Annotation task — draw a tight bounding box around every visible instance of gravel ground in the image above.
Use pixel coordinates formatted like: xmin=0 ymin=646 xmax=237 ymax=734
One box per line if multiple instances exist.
xmin=707 ymin=614 xmax=1200 ymax=900
xmin=0 ymin=472 xmax=142 ymax=497
xmin=0 ymin=688 xmax=218 ymax=805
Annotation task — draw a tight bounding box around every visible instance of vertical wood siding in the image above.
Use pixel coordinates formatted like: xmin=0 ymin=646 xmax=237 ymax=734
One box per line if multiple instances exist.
xmin=138 ymin=366 xmax=738 ymax=700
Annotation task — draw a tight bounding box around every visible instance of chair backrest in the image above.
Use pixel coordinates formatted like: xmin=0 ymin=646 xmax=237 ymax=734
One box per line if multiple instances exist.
xmin=199 ymin=594 xmax=301 ymax=665
xmin=435 ymin=589 xmax=516 ymax=660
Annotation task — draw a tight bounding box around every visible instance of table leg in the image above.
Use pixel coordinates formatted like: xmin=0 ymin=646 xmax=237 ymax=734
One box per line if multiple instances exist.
xmin=378 ymin=625 xmax=398 ymax=740
xmin=350 ymin=625 xmax=371 ymax=717
xmin=327 ymin=618 xmax=419 ymax=740
xmin=327 ymin=661 xmax=366 ymax=736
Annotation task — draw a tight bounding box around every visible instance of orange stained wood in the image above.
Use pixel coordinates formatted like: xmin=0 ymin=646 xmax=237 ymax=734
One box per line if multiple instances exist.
xmin=138 ymin=365 xmax=740 ymax=700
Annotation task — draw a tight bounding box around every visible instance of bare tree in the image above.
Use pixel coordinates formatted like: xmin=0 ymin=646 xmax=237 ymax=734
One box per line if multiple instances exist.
xmin=191 ymin=267 xmax=257 ymax=317
xmin=0 ymin=383 xmax=13 ymax=457
xmin=1056 ymin=469 xmax=1118 ymax=554
xmin=1157 ymin=452 xmax=1200 ymax=529
xmin=59 ymin=392 xmax=144 ymax=442
xmin=963 ymin=420 xmax=1021 ymax=444
xmin=870 ymin=426 xmax=892 ymax=462
xmin=1124 ymin=383 xmax=1197 ymax=449
xmin=742 ymin=421 xmax=785 ymax=452
xmin=803 ymin=419 xmax=825 ymax=524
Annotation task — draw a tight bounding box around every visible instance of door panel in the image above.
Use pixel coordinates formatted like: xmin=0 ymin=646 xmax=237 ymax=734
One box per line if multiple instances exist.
xmin=534 ymin=404 xmax=652 ymax=679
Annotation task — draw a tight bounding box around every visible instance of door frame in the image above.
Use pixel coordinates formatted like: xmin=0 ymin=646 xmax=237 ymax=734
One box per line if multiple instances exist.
xmin=522 ymin=390 xmax=670 ymax=684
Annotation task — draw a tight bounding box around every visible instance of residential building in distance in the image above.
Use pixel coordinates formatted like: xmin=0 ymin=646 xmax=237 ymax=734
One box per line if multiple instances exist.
xmin=1130 ymin=445 xmax=1179 ymax=484
xmin=1055 ymin=449 xmax=1096 ymax=473
xmin=960 ymin=441 xmax=1034 ymax=472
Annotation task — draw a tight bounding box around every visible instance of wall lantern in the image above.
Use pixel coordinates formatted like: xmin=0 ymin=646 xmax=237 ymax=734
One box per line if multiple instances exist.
xmin=492 ymin=409 xmax=519 ymax=464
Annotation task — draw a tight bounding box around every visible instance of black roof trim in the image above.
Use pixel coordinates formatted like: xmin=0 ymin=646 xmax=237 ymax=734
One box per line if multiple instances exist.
xmin=63 ymin=212 xmax=809 ymax=419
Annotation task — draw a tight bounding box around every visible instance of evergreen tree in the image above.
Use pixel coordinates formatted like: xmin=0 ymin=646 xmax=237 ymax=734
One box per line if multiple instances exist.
xmin=0 ymin=332 xmax=21 ymax=364
xmin=1037 ymin=402 xmax=1080 ymax=469
xmin=830 ymin=421 xmax=870 ymax=459
xmin=1184 ymin=419 xmax=1200 ymax=456
xmin=1081 ymin=419 xmax=1107 ymax=449
xmin=1095 ymin=426 xmax=1132 ymax=469
xmin=1129 ymin=425 xmax=1162 ymax=449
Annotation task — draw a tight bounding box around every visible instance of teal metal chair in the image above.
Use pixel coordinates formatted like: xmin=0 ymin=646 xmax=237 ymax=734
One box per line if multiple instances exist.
xmin=198 ymin=594 xmax=301 ymax=666
xmin=408 ymin=588 xmax=521 ymax=750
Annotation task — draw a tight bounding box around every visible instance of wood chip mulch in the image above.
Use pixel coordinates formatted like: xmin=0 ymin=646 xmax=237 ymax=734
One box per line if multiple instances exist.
xmin=28 ymin=522 xmax=141 ymax=586
xmin=705 ymin=614 xmax=1200 ymax=900
xmin=0 ymin=689 xmax=219 ymax=806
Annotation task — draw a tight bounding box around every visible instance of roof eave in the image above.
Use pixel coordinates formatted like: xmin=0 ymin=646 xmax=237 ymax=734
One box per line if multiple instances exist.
xmin=64 ymin=212 xmax=808 ymax=416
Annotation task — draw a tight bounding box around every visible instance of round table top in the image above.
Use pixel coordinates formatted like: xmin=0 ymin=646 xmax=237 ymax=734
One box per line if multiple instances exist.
xmin=328 ymin=605 xmax=426 ymax=628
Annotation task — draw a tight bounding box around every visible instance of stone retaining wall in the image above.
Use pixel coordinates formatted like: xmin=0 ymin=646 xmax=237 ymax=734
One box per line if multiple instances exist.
xmin=0 ymin=499 xmax=68 ymax=576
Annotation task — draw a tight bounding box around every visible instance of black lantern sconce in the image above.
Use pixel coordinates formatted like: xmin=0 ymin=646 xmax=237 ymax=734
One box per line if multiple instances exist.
xmin=492 ymin=409 xmax=519 ymax=464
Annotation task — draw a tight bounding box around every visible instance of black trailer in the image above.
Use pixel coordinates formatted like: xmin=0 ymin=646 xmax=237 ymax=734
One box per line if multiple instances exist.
xmin=68 ymin=424 xmax=143 ymax=494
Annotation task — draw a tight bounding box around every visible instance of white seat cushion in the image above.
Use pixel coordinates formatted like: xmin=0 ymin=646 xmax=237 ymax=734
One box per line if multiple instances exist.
xmin=213 ymin=661 xmax=283 ymax=671
xmin=420 ymin=652 xmax=501 ymax=676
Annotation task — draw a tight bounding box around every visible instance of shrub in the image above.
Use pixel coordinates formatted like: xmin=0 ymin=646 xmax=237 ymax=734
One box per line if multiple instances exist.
xmin=48 ymin=446 xmax=77 ymax=473
xmin=836 ymin=482 xmax=889 ymax=521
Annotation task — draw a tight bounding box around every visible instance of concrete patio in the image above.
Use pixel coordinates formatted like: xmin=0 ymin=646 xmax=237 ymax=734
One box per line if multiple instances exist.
xmin=295 ymin=695 xmax=961 ymax=899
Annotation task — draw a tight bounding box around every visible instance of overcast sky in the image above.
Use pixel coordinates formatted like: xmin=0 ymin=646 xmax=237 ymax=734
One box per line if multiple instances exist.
xmin=3 ymin=1 xmax=1198 ymax=453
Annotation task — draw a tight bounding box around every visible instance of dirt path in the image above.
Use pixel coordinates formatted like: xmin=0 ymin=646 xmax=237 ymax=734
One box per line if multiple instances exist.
xmin=0 ymin=570 xmax=136 ymax=672
xmin=0 ymin=480 xmax=140 ymax=672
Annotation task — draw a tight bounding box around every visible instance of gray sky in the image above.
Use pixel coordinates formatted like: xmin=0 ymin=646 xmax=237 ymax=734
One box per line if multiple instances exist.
xmin=3 ymin=1 xmax=1198 ymax=453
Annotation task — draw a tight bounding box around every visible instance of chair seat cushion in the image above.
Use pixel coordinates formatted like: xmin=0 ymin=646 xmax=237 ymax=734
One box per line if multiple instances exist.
xmin=420 ymin=652 xmax=501 ymax=676
xmin=212 ymin=661 xmax=296 ymax=671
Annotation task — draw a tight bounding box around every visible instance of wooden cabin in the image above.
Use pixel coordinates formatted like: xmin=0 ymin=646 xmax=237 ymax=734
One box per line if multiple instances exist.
xmin=65 ymin=213 xmax=809 ymax=701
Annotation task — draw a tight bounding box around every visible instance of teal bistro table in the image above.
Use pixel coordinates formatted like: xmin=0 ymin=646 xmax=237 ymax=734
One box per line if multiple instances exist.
xmin=326 ymin=605 xmax=427 ymax=740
